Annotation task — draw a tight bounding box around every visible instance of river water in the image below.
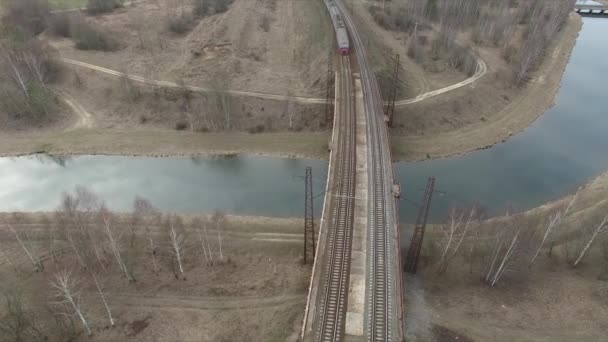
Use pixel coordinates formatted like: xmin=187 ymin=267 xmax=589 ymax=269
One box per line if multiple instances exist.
xmin=0 ymin=155 xmax=328 ymax=217
xmin=396 ymin=17 xmax=608 ymax=222
xmin=0 ymin=18 xmax=605 ymax=221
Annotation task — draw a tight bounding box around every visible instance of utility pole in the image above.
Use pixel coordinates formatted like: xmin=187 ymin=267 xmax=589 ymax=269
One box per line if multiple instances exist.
xmin=404 ymin=177 xmax=436 ymax=274
xmin=325 ymin=51 xmax=334 ymax=127
xmin=386 ymin=54 xmax=399 ymax=127
xmin=304 ymin=167 xmax=315 ymax=264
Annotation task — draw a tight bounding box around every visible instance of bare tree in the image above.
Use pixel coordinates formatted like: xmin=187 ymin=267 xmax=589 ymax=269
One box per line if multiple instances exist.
xmin=574 ymin=211 xmax=608 ymax=267
xmin=436 ymin=206 xmax=481 ymax=274
xmin=483 ymin=212 xmax=531 ymax=287
xmin=134 ymin=197 xmax=161 ymax=274
xmin=50 ymin=269 xmax=92 ymax=337
xmin=100 ymin=207 xmax=135 ymax=282
xmin=166 ymin=215 xmax=187 ymax=279
xmin=89 ymin=271 xmax=115 ymax=327
xmin=211 ymin=210 xmax=226 ymax=261
xmin=192 ymin=217 xmax=210 ymax=264
xmin=0 ymin=241 xmax=17 ymax=271
xmin=7 ymin=217 xmax=43 ymax=272
xmin=0 ymin=289 xmax=45 ymax=342
xmin=530 ymin=191 xmax=578 ymax=266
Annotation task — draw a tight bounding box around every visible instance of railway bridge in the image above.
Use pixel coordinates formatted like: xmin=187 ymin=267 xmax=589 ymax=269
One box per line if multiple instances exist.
xmin=301 ymin=1 xmax=404 ymax=341
xmin=575 ymin=0 xmax=608 ymax=15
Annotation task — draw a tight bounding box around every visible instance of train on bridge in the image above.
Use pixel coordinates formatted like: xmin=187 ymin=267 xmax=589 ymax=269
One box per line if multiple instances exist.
xmin=328 ymin=1 xmax=350 ymax=55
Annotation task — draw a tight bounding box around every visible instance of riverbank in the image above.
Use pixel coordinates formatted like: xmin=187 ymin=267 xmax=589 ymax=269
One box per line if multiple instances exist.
xmin=0 ymin=129 xmax=329 ymax=159
xmin=391 ymin=13 xmax=583 ymax=162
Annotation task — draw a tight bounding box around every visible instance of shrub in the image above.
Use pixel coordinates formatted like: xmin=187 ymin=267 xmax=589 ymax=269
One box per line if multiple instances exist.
xmin=86 ymin=0 xmax=124 ymax=15
xmin=247 ymin=124 xmax=265 ymax=134
xmin=213 ymin=0 xmax=233 ymax=13
xmin=192 ymin=0 xmax=211 ymax=17
xmin=175 ymin=121 xmax=188 ymax=130
xmin=167 ymin=12 xmax=194 ymax=34
xmin=70 ymin=17 xmax=119 ymax=51
xmin=2 ymin=0 xmax=50 ymax=34
xmin=48 ymin=12 xmax=72 ymax=38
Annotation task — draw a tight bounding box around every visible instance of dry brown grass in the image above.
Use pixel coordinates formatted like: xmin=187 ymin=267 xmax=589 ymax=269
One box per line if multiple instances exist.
xmin=0 ymin=213 xmax=309 ymax=341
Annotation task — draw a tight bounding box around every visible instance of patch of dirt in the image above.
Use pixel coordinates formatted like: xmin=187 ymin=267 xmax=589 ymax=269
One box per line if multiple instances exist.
xmin=128 ymin=316 xmax=151 ymax=337
xmin=432 ymin=324 xmax=474 ymax=342
xmin=45 ymin=0 xmax=330 ymax=97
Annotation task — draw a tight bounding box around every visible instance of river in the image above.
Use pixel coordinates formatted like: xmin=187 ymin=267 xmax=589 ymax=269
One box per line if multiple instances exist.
xmin=396 ymin=17 xmax=608 ymax=222
xmin=0 ymin=18 xmax=605 ymax=222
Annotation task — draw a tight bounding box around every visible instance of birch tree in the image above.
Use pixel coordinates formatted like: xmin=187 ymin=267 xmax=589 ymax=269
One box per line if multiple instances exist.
xmin=134 ymin=197 xmax=161 ymax=274
xmin=50 ymin=269 xmax=92 ymax=337
xmin=100 ymin=207 xmax=135 ymax=282
xmin=212 ymin=210 xmax=226 ymax=261
xmin=436 ymin=206 xmax=481 ymax=274
xmin=483 ymin=212 xmax=531 ymax=287
xmin=192 ymin=217 xmax=210 ymax=264
xmin=89 ymin=271 xmax=115 ymax=327
xmin=574 ymin=211 xmax=608 ymax=267
xmin=166 ymin=215 xmax=187 ymax=279
xmin=530 ymin=191 xmax=578 ymax=266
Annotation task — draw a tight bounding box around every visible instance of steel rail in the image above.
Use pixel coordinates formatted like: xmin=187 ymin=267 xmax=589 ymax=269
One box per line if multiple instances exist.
xmin=316 ymin=55 xmax=357 ymax=342
xmin=333 ymin=1 xmax=397 ymax=341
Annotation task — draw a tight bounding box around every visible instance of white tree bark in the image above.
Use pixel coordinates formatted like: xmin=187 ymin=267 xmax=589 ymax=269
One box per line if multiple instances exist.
xmin=490 ymin=226 xmax=522 ymax=287
xmin=169 ymin=220 xmax=186 ymax=278
xmin=90 ymin=272 xmax=114 ymax=327
xmin=50 ymin=270 xmax=92 ymax=336
xmin=574 ymin=213 xmax=608 ymax=267
xmin=529 ymin=191 xmax=578 ymax=266
xmin=101 ymin=211 xmax=134 ymax=282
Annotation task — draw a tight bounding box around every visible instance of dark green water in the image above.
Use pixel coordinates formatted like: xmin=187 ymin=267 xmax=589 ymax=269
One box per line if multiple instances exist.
xmin=396 ymin=18 xmax=608 ymax=222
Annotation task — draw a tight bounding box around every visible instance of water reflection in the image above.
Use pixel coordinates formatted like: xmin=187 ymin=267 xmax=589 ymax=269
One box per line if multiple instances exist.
xmin=396 ymin=18 xmax=608 ymax=222
xmin=0 ymin=155 xmax=328 ymax=217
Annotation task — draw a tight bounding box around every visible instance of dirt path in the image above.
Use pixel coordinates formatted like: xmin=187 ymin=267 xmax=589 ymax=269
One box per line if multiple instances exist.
xmin=394 ymin=54 xmax=487 ymax=106
xmin=56 ymin=90 xmax=94 ymax=129
xmin=60 ymin=58 xmax=328 ymax=104
xmin=60 ymin=55 xmax=487 ymax=107
xmin=110 ymin=293 xmax=305 ymax=311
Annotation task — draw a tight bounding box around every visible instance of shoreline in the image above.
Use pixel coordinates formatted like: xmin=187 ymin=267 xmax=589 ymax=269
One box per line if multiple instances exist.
xmin=391 ymin=13 xmax=583 ymax=163
xmin=0 ymin=129 xmax=330 ymax=160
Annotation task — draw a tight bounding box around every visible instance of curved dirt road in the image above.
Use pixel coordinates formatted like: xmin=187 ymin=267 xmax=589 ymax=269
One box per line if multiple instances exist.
xmin=60 ymin=58 xmax=328 ymax=104
xmin=56 ymin=90 xmax=94 ymax=129
xmin=60 ymin=56 xmax=486 ymax=106
xmin=394 ymin=54 xmax=487 ymax=106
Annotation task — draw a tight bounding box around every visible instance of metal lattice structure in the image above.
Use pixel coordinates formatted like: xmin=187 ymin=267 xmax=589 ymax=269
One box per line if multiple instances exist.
xmin=304 ymin=166 xmax=316 ymax=264
xmin=404 ymin=177 xmax=436 ymax=274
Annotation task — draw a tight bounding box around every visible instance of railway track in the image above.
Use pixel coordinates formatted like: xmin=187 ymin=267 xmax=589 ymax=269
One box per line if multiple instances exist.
xmin=315 ymin=55 xmax=356 ymax=342
xmin=334 ymin=1 xmax=398 ymax=341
